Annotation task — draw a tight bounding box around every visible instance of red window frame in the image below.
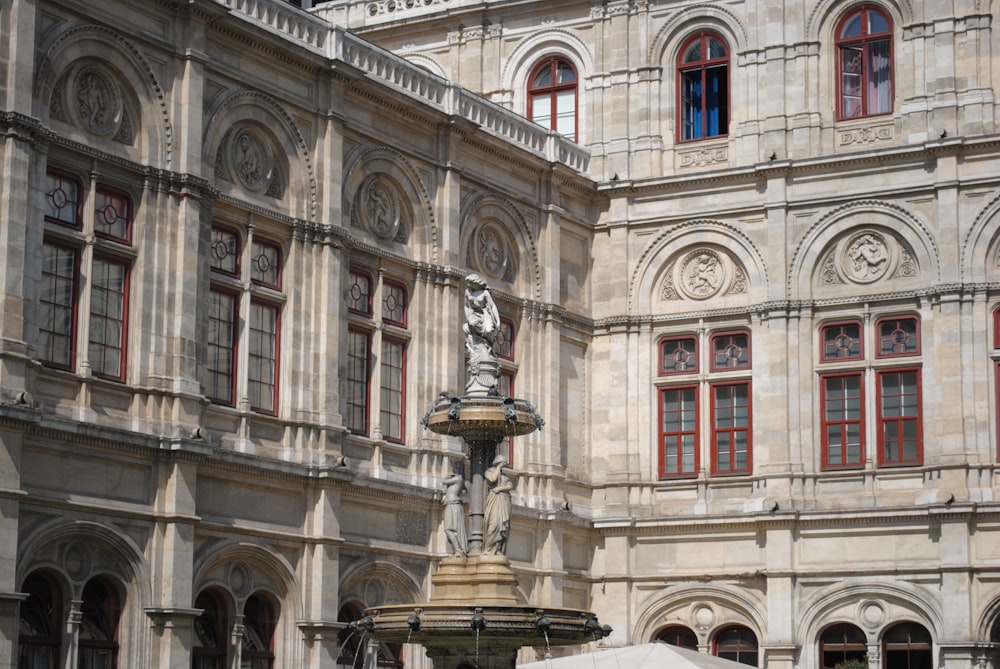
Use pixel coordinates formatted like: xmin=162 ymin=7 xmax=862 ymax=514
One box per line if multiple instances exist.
xmin=381 ymin=280 xmax=408 ymax=328
xmin=876 ymin=367 xmax=922 ymax=466
xmin=88 ymin=254 xmax=130 ymax=381
xmin=876 ymin=315 xmax=920 ymax=358
xmin=248 ymin=299 xmax=280 ymax=414
xmin=249 ymin=238 xmax=282 ymax=289
xmin=656 ymin=625 xmax=699 ymax=650
xmin=207 ymin=288 xmax=239 ymax=406
xmin=820 ymin=372 xmax=865 ymax=469
xmin=497 ymin=317 xmax=515 ymax=361
xmin=347 ymin=269 xmax=374 ymax=316
xmin=39 ymin=240 xmax=80 ymax=370
xmin=659 ymin=335 xmax=699 ymax=375
xmin=710 ymin=330 xmax=751 ymax=371
xmin=44 ymin=169 xmax=83 ymax=229
xmin=659 ymin=385 xmax=699 ymax=479
xmin=93 ymin=185 xmax=133 ymax=244
xmin=820 ymin=320 xmax=864 ymax=361
xmin=346 ymin=327 xmax=371 ymax=435
xmin=710 ymin=380 xmax=752 ymax=475
xmin=527 ymin=56 xmax=578 ymax=142
xmin=835 ymin=5 xmax=893 ymax=121
xmin=210 ymin=226 xmax=241 ymax=277
xmin=379 ymin=336 xmax=406 ymax=443
xmin=676 ymin=31 xmax=730 ymax=142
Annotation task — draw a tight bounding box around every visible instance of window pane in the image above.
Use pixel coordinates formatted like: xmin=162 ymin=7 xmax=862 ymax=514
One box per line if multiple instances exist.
xmin=45 ymin=172 xmax=81 ymax=227
xmin=866 ymin=38 xmax=892 ymax=115
xmin=712 ymin=382 xmax=751 ymax=474
xmin=556 ymin=91 xmax=576 ymax=139
xmin=681 ymin=70 xmax=702 ymax=140
xmin=823 ymin=322 xmax=862 ymax=359
xmin=347 ymin=270 xmax=373 ymax=315
xmin=380 ymin=339 xmax=405 ymax=441
xmin=211 ymin=228 xmax=240 ymax=274
xmin=708 ymin=37 xmax=726 ymax=59
xmin=840 ymin=10 xmax=862 ymax=38
xmin=207 ymin=291 xmax=236 ymax=405
xmin=531 ymin=94 xmax=552 ymax=129
xmin=556 ymin=62 xmax=576 ymax=83
xmin=89 ymin=258 xmax=128 ymax=379
xmin=94 ymin=188 xmax=130 ymax=242
xmin=713 ymin=332 xmax=750 ymax=369
xmin=661 ymin=387 xmax=697 ymax=477
xmin=382 ymin=282 xmax=407 ymax=326
xmin=868 ymin=10 xmax=889 ymax=34
xmin=346 ymin=329 xmax=370 ymax=434
xmin=682 ymin=39 xmax=702 ymax=63
xmin=40 ymin=243 xmax=77 ymax=368
xmin=248 ymin=302 xmax=278 ymax=413
xmin=661 ymin=336 xmax=698 ymax=374
xmin=250 ymin=240 xmax=281 ymax=288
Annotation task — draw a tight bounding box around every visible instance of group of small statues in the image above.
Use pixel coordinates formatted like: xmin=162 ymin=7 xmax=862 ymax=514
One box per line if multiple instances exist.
xmin=442 ymin=454 xmax=515 ymax=557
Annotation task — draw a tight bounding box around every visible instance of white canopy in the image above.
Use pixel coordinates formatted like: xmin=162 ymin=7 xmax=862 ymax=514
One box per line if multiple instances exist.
xmin=519 ymin=642 xmax=750 ymax=669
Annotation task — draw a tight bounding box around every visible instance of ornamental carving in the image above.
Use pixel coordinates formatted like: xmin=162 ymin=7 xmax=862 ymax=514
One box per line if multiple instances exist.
xmin=74 ymin=66 xmax=122 ymax=136
xmin=353 ymin=174 xmax=409 ymax=243
xmin=678 ymin=147 xmax=728 ymax=169
xmin=231 ymin=130 xmax=271 ymax=192
xmin=660 ymin=248 xmax=747 ymax=301
xmin=822 ymin=228 xmax=917 ymax=286
xmin=467 ymin=220 xmax=517 ymax=283
xmin=844 ymin=232 xmax=890 ymax=282
xmin=838 ymin=123 xmax=893 ymax=146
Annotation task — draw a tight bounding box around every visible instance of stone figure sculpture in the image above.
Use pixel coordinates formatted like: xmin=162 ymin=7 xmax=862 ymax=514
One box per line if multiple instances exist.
xmin=463 ymin=274 xmax=500 ymax=356
xmin=484 ymin=453 xmax=515 ymax=556
xmin=442 ymin=460 xmax=468 ymax=557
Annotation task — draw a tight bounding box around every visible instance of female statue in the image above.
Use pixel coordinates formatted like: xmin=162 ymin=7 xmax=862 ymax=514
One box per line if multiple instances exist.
xmin=484 ymin=453 xmax=515 ymax=555
xmin=442 ymin=460 xmax=468 ymax=557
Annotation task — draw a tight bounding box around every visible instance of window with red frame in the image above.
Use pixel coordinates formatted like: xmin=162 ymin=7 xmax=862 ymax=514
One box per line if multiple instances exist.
xmin=345 ymin=327 xmax=371 ymax=435
xmin=817 ymin=315 xmax=922 ymax=470
xmin=40 ymin=170 xmax=133 ymax=381
xmin=877 ymin=367 xmax=921 ymax=466
xmin=882 ymin=622 xmax=932 ymax=669
xmin=78 ymin=577 xmax=121 ymax=669
xmin=207 ymin=225 xmax=284 ymax=411
xmin=347 ymin=269 xmax=374 ymax=316
xmin=677 ymin=31 xmax=729 ymax=141
xmin=820 ymin=623 xmax=868 ymax=669
xmin=380 ymin=336 xmax=406 ymax=442
xmin=821 ymin=373 xmax=865 ymax=468
xmin=528 ymin=57 xmax=578 ymax=141
xmin=656 ymin=329 xmax=752 ymax=478
xmin=656 ymin=625 xmax=698 ymax=650
xmin=382 ymin=280 xmax=407 ymax=327
xmin=241 ymin=594 xmax=276 ymax=669
xmin=836 ymin=5 xmax=893 ymax=120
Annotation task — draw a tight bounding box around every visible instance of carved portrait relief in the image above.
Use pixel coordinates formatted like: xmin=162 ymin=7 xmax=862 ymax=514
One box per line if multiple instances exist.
xmin=661 ymin=247 xmax=746 ymax=301
xmin=53 ymin=64 xmax=134 ymax=145
xmin=352 ymin=174 xmax=409 ymax=243
xmin=214 ymin=125 xmax=286 ymax=199
xmin=466 ymin=220 xmax=517 ymax=283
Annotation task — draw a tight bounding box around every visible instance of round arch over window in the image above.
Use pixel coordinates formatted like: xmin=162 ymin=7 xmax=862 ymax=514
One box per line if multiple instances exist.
xmin=656 ymin=624 xmax=699 ymax=650
xmin=820 ymin=622 xmax=868 ymax=668
xmin=676 ymin=31 xmax=730 ymax=142
xmin=527 ymin=56 xmax=578 ymax=142
xmin=882 ymin=622 xmax=932 ymax=669
xmin=713 ymin=625 xmax=758 ymax=666
xmin=836 ymin=5 xmax=893 ymax=119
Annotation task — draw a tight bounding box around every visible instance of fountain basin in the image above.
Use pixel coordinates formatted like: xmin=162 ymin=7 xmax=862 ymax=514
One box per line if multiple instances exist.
xmin=423 ymin=396 xmax=544 ymax=441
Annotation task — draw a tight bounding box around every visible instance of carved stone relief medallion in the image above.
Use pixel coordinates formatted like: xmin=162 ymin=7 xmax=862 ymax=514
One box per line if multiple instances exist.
xmin=358 ymin=176 xmax=401 ymax=240
xmin=468 ymin=220 xmax=516 ymax=282
xmin=72 ymin=66 xmax=123 ymax=137
xmin=230 ymin=130 xmax=272 ymax=192
xmin=843 ymin=231 xmax=890 ymax=283
xmin=678 ymin=249 xmax=726 ymax=300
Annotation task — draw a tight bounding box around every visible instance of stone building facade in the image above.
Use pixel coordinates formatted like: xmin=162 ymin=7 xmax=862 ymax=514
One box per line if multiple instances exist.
xmin=0 ymin=0 xmax=999 ymax=668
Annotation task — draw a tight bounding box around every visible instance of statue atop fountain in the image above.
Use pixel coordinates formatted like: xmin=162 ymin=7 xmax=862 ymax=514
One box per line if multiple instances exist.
xmin=360 ymin=274 xmax=609 ymax=669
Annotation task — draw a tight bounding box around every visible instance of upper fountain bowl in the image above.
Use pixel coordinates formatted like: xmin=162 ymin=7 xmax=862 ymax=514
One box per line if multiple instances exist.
xmin=422 ymin=396 xmax=545 ymax=441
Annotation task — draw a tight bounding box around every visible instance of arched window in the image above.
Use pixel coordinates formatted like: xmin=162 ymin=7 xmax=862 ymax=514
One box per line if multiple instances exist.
xmin=821 ymin=623 xmax=868 ymax=669
xmin=193 ymin=590 xmax=229 ymax=669
xmin=337 ymin=604 xmax=403 ymax=668
xmin=836 ymin=5 xmax=893 ymax=119
xmin=656 ymin=625 xmax=699 ymax=650
xmin=677 ymin=32 xmax=729 ymax=141
xmin=714 ymin=625 xmax=758 ymax=666
xmin=241 ymin=594 xmax=276 ymax=669
xmin=19 ymin=571 xmax=62 ymax=669
xmin=882 ymin=622 xmax=932 ymax=669
xmin=528 ymin=57 xmax=578 ymax=141
xmin=78 ymin=577 xmax=122 ymax=669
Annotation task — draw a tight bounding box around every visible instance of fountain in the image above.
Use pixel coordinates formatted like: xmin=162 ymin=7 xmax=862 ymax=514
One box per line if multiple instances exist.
xmin=356 ymin=274 xmax=610 ymax=669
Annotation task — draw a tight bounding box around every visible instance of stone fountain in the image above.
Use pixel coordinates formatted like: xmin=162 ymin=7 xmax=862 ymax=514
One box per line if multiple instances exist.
xmin=355 ymin=274 xmax=610 ymax=669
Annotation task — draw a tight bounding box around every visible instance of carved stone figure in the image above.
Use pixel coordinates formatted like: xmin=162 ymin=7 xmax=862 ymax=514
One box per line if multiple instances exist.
xmin=484 ymin=453 xmax=515 ymax=556
xmin=442 ymin=460 xmax=468 ymax=557
xmin=845 ymin=232 xmax=888 ymax=282
xmin=77 ymin=71 xmax=108 ymax=130
xmin=463 ymin=274 xmax=500 ymax=356
xmin=683 ymin=250 xmax=723 ymax=297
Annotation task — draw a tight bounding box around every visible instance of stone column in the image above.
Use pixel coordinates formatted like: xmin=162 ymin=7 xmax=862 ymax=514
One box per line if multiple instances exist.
xmin=465 ymin=438 xmax=499 ymax=556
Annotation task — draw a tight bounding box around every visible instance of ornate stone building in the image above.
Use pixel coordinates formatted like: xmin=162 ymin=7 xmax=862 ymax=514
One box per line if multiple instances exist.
xmin=1 ymin=0 xmax=999 ymax=668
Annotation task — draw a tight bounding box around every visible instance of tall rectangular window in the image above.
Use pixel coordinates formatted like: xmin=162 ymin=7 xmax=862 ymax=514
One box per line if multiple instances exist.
xmin=380 ymin=338 xmax=405 ymax=442
xmin=39 ymin=242 xmax=78 ymax=368
xmin=88 ymin=257 xmax=128 ymax=380
xmin=248 ymin=301 xmax=279 ymax=413
xmin=660 ymin=386 xmax=698 ymax=478
xmin=345 ymin=328 xmax=370 ymax=435
xmin=821 ymin=373 xmax=864 ymax=468
xmin=207 ymin=289 xmax=237 ymax=405
xmin=711 ymin=381 xmax=751 ymax=475
xmin=878 ymin=368 xmax=921 ymax=466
